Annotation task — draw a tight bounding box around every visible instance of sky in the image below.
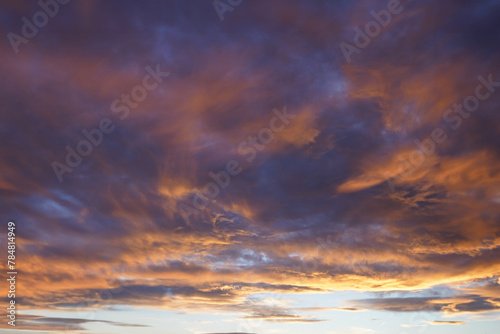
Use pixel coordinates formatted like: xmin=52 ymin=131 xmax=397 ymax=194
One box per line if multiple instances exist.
xmin=1 ymin=0 xmax=500 ymax=333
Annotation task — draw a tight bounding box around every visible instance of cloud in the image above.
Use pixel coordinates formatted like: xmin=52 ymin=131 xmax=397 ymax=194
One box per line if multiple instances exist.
xmin=0 ymin=0 xmax=499 ymax=331
xmin=428 ymin=320 xmax=467 ymax=325
xmin=350 ymin=293 xmax=500 ymax=314
xmin=0 ymin=314 xmax=149 ymax=331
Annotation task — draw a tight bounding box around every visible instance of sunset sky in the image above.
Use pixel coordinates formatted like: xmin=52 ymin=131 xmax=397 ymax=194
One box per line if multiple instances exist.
xmin=1 ymin=0 xmax=500 ymax=333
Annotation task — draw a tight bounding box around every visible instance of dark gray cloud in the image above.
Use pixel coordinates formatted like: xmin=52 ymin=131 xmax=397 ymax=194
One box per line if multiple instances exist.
xmin=0 ymin=314 xmax=149 ymax=331
xmin=351 ymin=294 xmax=500 ymax=314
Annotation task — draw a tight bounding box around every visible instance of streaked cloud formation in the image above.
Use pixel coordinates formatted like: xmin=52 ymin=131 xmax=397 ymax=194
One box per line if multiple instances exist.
xmin=428 ymin=320 xmax=466 ymax=325
xmin=0 ymin=0 xmax=499 ymax=333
